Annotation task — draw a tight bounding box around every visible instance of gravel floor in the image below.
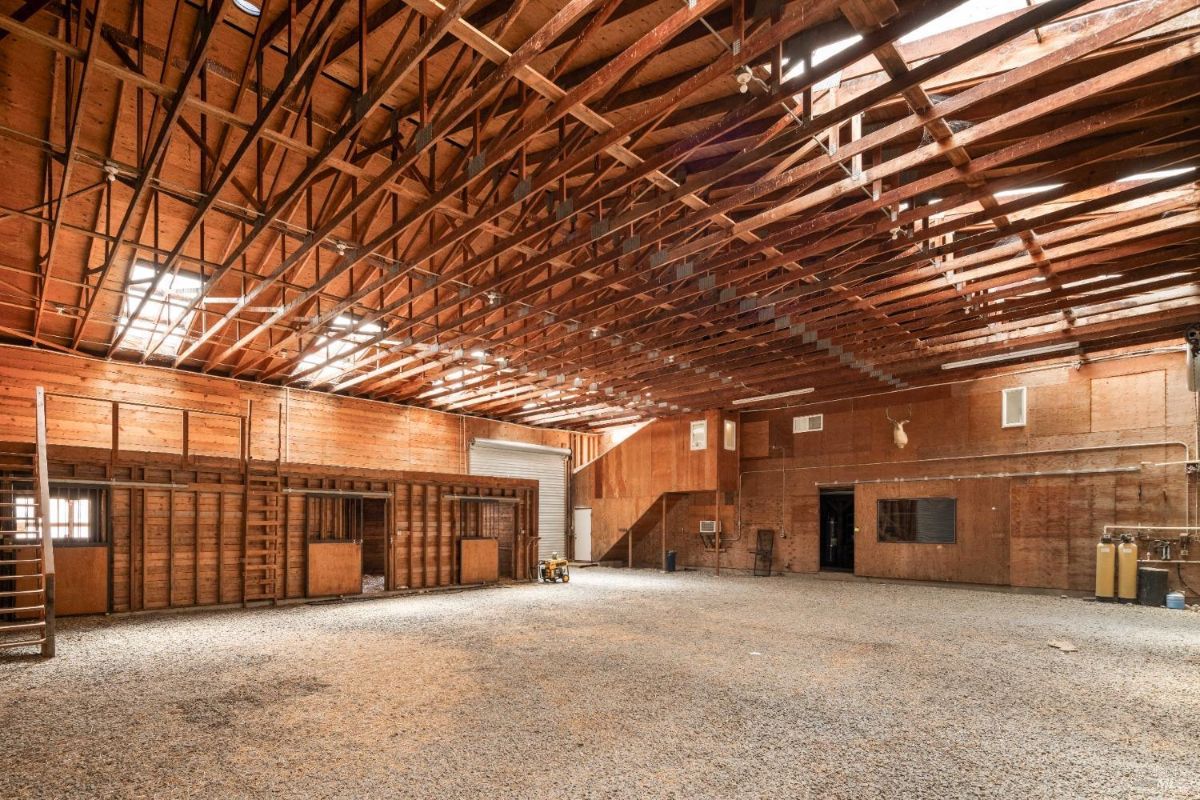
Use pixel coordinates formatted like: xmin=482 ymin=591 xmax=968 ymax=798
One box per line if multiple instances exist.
xmin=2 ymin=568 xmax=1198 ymax=800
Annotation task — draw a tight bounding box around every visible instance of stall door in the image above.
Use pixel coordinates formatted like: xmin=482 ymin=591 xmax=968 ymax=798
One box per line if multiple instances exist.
xmin=469 ymin=440 xmax=568 ymax=559
xmin=305 ymin=495 xmax=363 ymax=597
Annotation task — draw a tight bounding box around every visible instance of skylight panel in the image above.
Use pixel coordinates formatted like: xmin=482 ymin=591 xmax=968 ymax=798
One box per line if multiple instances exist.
xmin=291 ymin=313 xmax=386 ymax=384
xmin=296 ymin=337 xmax=358 ymax=385
xmin=1119 ymin=166 xmax=1196 ymax=182
xmin=118 ymin=262 xmax=202 ymax=357
xmin=900 ymin=0 xmax=1034 ymax=44
xmin=994 ymin=183 xmax=1065 ymax=198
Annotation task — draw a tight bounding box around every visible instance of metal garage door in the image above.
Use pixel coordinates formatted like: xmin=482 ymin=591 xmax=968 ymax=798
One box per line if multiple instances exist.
xmin=469 ymin=439 xmax=569 ymax=559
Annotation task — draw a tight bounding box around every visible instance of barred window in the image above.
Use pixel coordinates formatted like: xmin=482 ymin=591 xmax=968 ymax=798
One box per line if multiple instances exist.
xmin=11 ymin=488 xmax=105 ymax=544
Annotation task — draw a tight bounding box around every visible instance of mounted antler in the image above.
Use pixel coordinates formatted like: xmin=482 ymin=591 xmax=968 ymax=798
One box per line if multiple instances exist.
xmin=886 ymin=406 xmax=912 ymax=449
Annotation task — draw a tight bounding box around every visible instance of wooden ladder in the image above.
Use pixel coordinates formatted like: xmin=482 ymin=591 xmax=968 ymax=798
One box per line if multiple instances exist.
xmin=0 ymin=451 xmax=52 ymax=655
xmin=243 ymin=468 xmax=282 ymax=604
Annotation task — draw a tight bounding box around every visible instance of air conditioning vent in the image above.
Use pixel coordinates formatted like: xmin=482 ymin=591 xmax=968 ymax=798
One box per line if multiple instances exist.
xmin=1002 ymin=387 xmax=1027 ymax=428
xmin=793 ymin=413 xmax=823 ymax=433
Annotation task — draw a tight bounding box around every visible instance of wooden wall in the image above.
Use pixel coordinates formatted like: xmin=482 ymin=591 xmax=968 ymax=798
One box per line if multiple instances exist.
xmin=0 ymin=346 xmax=597 ymax=471
xmin=572 ymin=410 xmax=735 ymax=560
xmin=730 ymin=351 xmax=1198 ymax=594
xmin=33 ymin=446 xmax=536 ymax=615
xmin=574 ymin=351 xmax=1198 ymax=595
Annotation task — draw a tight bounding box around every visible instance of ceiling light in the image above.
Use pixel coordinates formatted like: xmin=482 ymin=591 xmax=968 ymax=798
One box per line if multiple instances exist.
xmin=941 ymin=342 xmax=1079 ymax=370
xmin=233 ymin=0 xmax=261 ymax=16
xmin=731 ymin=387 xmax=815 ymax=406
xmin=470 ymin=349 xmax=487 ymax=360
xmin=735 ymin=66 xmax=753 ymax=94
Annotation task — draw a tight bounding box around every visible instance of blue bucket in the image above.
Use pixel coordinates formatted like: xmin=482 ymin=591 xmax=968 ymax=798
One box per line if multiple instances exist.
xmin=1166 ymin=591 xmax=1186 ymax=610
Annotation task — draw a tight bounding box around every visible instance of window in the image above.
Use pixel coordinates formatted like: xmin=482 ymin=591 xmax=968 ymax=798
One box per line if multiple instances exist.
xmin=877 ymin=498 xmax=956 ymax=544
xmin=793 ymin=413 xmax=824 ymax=433
xmin=723 ymin=419 xmax=737 ymax=451
xmin=1002 ymin=386 xmax=1027 ymax=428
xmin=10 ymin=488 xmax=105 ymax=544
xmin=119 ymin=262 xmax=203 ymax=356
xmin=690 ymin=420 xmax=707 ymax=450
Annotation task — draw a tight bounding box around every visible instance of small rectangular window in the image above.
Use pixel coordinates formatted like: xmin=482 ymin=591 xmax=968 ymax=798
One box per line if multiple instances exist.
xmin=1002 ymin=387 xmax=1027 ymax=428
xmin=877 ymin=498 xmax=956 ymax=543
xmin=793 ymin=414 xmax=823 ymax=433
xmin=690 ymin=420 xmax=707 ymax=450
xmin=723 ymin=419 xmax=737 ymax=451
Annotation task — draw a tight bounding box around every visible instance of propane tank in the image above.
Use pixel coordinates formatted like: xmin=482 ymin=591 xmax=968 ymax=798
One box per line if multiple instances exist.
xmin=1116 ymin=534 xmax=1139 ymax=603
xmin=1095 ymin=534 xmax=1116 ymax=601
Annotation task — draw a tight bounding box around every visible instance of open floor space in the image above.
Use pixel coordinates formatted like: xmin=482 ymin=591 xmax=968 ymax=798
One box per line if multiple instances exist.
xmin=2 ymin=0 xmax=1199 ymax=795
xmin=3 ymin=568 xmax=1198 ymax=799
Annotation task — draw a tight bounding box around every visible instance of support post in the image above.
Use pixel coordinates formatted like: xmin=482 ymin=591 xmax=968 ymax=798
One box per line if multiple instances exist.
xmin=661 ymin=495 xmax=667 ymax=571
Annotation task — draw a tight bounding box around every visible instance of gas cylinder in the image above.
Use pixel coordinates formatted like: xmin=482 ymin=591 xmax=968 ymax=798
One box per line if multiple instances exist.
xmin=1095 ymin=535 xmax=1116 ymax=600
xmin=1116 ymin=534 xmax=1139 ymax=602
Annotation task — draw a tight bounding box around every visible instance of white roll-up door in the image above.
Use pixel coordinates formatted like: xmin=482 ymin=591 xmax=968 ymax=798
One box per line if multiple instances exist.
xmin=469 ymin=439 xmax=569 ymax=559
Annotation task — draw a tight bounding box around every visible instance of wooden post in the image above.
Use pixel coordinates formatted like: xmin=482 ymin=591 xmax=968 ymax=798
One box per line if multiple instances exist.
xmin=715 ymin=490 xmax=721 ymax=577
xmin=217 ymin=491 xmax=224 ymax=603
xmin=110 ymin=400 xmax=119 ymax=466
xmin=627 ymin=527 xmax=632 ymax=568
xmin=660 ymin=494 xmax=667 ymax=571
xmin=35 ymin=387 xmax=55 ymax=657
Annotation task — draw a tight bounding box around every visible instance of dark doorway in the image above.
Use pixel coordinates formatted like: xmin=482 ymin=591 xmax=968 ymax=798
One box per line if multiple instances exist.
xmin=819 ymin=489 xmax=855 ymax=571
xmin=361 ymin=498 xmax=387 ymax=594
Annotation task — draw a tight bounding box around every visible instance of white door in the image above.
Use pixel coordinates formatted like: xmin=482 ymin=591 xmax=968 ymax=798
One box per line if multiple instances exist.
xmin=573 ymin=507 xmax=592 ymax=562
xmin=469 ymin=439 xmax=569 ymax=559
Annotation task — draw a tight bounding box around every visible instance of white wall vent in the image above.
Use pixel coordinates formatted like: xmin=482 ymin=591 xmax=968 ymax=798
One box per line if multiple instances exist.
xmin=1002 ymin=387 xmax=1027 ymax=428
xmin=793 ymin=413 xmax=824 ymax=433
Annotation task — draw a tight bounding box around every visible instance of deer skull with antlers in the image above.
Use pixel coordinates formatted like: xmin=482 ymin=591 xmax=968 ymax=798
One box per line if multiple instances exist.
xmin=886 ymin=406 xmax=911 ymax=449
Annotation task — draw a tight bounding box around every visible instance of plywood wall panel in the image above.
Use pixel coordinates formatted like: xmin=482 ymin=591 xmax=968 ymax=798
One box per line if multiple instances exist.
xmin=1090 ymin=371 xmax=1166 ymax=432
xmin=855 ymin=479 xmax=1010 ymax=585
xmin=732 ymin=352 xmax=1195 ymax=591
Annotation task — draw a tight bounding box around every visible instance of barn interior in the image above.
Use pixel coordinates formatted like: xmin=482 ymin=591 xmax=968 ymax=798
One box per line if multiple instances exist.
xmin=1 ymin=0 xmax=1199 ymax=797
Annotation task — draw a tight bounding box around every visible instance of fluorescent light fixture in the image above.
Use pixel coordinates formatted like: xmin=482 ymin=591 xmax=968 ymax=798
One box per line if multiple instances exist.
xmin=588 ymin=416 xmax=643 ymax=428
xmin=233 ymin=0 xmax=261 ymax=15
xmin=941 ymin=342 xmax=1078 ymax=370
xmin=994 ymin=183 xmax=1064 ymax=198
xmin=1120 ymin=166 xmax=1195 ymax=182
xmin=470 ymin=349 xmax=487 ymax=359
xmin=731 ymin=387 xmax=815 ymax=406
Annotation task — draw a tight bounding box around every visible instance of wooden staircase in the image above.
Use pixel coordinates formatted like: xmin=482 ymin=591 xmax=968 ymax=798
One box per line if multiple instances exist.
xmin=1 ymin=388 xmax=56 ymax=656
xmin=243 ymin=467 xmax=282 ymax=604
xmin=602 ymin=492 xmax=686 ymax=567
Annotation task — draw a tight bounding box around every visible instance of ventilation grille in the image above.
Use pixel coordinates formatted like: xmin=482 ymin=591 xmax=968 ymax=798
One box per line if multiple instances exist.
xmin=793 ymin=413 xmax=824 ymax=433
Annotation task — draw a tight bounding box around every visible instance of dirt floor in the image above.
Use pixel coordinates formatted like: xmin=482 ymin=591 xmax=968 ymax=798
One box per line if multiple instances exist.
xmin=2 ymin=568 xmax=1198 ymax=799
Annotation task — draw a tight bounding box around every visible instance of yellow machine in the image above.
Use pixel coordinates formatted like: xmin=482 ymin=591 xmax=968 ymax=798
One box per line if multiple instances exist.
xmin=1095 ymin=535 xmax=1116 ymax=600
xmin=539 ymin=553 xmax=570 ymax=584
xmin=1117 ymin=534 xmax=1139 ymax=602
